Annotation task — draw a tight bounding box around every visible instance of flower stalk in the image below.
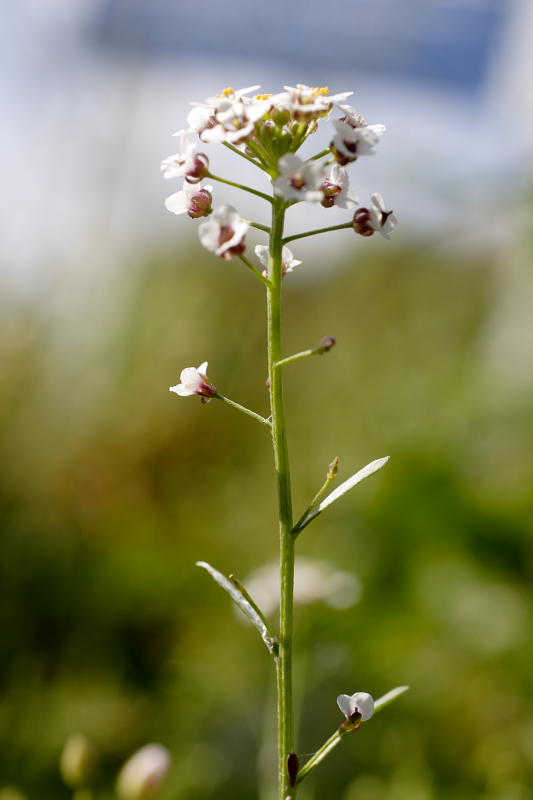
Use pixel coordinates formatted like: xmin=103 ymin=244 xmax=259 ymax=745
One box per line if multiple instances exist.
xmin=267 ymin=196 xmax=296 ymax=799
xmin=163 ymin=83 xmax=401 ymax=800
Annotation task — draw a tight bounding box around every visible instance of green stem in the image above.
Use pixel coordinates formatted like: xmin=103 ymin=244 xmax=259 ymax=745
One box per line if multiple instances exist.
xmin=208 ymin=172 xmax=273 ymax=203
xmin=238 ymin=254 xmax=273 ymax=288
xmin=296 ymin=727 xmax=348 ymax=784
xmin=223 ymin=141 xmax=264 ymax=169
xmin=292 ymin=457 xmax=339 ymax=535
xmin=267 ymin=196 xmax=296 ymax=799
xmin=283 ymin=222 xmax=353 ymax=245
xmin=249 ymin=221 xmax=271 ymax=234
xmin=307 ymin=148 xmax=330 ymax=162
xmin=215 ymin=393 xmax=272 ymax=427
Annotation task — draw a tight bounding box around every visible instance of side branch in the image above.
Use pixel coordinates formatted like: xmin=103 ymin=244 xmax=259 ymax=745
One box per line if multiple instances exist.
xmin=283 ymin=222 xmax=353 ymax=245
xmin=208 ymin=172 xmax=273 ymax=203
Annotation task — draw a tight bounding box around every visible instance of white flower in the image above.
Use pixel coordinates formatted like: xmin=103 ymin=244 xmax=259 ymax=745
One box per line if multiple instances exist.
xmin=330 ymin=119 xmax=380 ymax=165
xmin=321 ymin=164 xmax=358 ymax=209
xmin=160 ymin=131 xmax=197 ymax=178
xmin=353 ymin=194 xmax=397 ymax=240
xmin=169 ymin=362 xmax=217 ymax=401
xmin=336 ymin=103 xmax=386 ymax=137
xmin=254 ymin=244 xmax=301 ymax=277
xmin=273 ymin=154 xmax=325 ymax=202
xmin=337 ymin=692 xmax=375 ymax=722
xmin=198 ymin=204 xmax=249 ymax=259
xmin=277 ymin=85 xmax=353 ymax=120
xmin=165 ymin=182 xmax=213 ymax=218
xmin=187 ymin=86 xmax=268 ymax=144
xmin=116 ymin=744 xmax=170 ymax=800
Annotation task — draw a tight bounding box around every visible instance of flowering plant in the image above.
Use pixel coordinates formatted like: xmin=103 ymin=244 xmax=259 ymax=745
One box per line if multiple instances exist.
xmin=163 ymin=83 xmax=406 ymax=799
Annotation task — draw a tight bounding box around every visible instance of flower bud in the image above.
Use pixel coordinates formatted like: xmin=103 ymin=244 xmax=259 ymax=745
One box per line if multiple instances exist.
xmin=271 ymin=106 xmax=290 ymax=127
xmin=318 ymin=336 xmax=336 ymax=353
xmin=188 ymin=188 xmax=212 ymax=219
xmin=320 ymin=178 xmax=341 ymax=208
xmin=185 ymin=153 xmax=209 ymax=184
xmin=352 ymin=207 xmax=374 ymax=237
xmin=259 ymin=119 xmax=277 ymax=142
xmin=116 ymin=744 xmax=171 ymax=800
xmin=60 ymin=734 xmax=96 ymax=789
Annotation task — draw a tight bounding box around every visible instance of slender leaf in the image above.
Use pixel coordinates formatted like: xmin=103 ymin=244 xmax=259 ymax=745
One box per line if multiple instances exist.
xmin=196 ymin=561 xmax=278 ymax=654
xmin=293 ymin=456 xmax=390 ymax=533
xmin=374 ymin=685 xmax=410 ymax=712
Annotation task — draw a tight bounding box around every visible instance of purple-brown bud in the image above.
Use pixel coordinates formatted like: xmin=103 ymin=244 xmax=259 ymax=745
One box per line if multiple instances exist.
xmin=185 ymin=153 xmax=209 ymax=184
xmin=319 ymin=336 xmax=336 ymax=353
xmin=353 ymin=207 xmax=375 ymax=237
xmin=187 ymin=188 xmax=212 ymax=219
xmin=320 ymin=178 xmax=342 ymax=208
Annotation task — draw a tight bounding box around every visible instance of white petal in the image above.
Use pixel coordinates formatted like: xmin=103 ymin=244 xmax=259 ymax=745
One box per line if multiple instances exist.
xmin=164 ymin=191 xmax=188 ymax=215
xmin=351 ymin=692 xmax=375 ymax=721
xmin=197 ymin=361 xmax=208 ymax=374
xmin=169 ymin=383 xmax=193 ymax=396
xmin=254 ymin=245 xmax=269 ymax=268
xmin=371 ymin=193 xmax=386 ymax=212
xmin=337 ymin=694 xmax=353 ymax=718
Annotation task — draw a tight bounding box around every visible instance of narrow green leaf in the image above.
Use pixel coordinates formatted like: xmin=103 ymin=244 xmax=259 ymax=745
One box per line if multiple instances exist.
xmin=196 ymin=561 xmax=278 ymax=655
xmin=293 ymin=456 xmax=389 ymax=533
xmin=374 ymin=685 xmax=410 ymax=712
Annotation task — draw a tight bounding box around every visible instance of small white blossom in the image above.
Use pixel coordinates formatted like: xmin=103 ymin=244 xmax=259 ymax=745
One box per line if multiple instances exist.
xmin=160 ymin=131 xmax=197 ymax=178
xmin=336 ymin=103 xmax=386 ymax=137
xmin=277 ymin=85 xmax=353 ymax=120
xmin=169 ymin=362 xmax=217 ymax=401
xmin=188 ymin=86 xmax=268 ymax=144
xmin=254 ymin=244 xmax=301 ymax=277
xmin=273 ymin=154 xmax=325 ymax=202
xmin=116 ymin=744 xmax=170 ymax=800
xmin=198 ymin=204 xmax=249 ymax=259
xmin=353 ymin=194 xmax=397 ymax=239
xmin=321 ymin=164 xmax=358 ymax=209
xmin=330 ymin=119 xmax=380 ymax=165
xmin=165 ymin=183 xmax=213 ymax=218
xmin=337 ymin=692 xmax=375 ymax=722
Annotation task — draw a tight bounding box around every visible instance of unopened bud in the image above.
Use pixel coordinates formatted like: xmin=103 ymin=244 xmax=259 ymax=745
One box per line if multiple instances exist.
xmin=116 ymin=744 xmax=171 ymax=800
xmin=271 ymin=106 xmax=291 ymax=127
xmin=188 ymin=188 xmax=212 ymax=219
xmin=185 ymin=153 xmax=209 ymax=184
xmin=60 ymin=734 xmax=96 ymax=789
xmin=260 ymin=120 xmax=277 ymax=142
xmin=353 ymin=207 xmax=374 ymax=237
xmin=287 ymin=753 xmax=299 ymax=787
xmin=318 ymin=336 xmax=336 ymax=353
xmin=327 ymin=456 xmax=339 ymax=480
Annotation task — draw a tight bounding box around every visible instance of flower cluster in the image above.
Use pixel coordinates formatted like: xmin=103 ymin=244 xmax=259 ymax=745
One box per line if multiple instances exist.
xmin=161 ymin=83 xmax=396 ymax=268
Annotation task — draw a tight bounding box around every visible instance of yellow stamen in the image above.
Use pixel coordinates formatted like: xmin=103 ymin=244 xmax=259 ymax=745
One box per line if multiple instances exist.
xmin=222 ymin=87 xmax=235 ymax=97
xmin=255 ymin=93 xmax=272 ymax=100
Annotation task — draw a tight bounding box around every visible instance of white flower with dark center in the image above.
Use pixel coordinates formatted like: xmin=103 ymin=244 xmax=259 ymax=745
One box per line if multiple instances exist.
xmin=116 ymin=744 xmax=170 ymax=800
xmin=254 ymin=245 xmax=301 ymax=277
xmin=336 ymin=103 xmax=386 ymax=137
xmin=187 ymin=86 xmax=268 ymax=144
xmin=198 ymin=204 xmax=249 ymax=259
xmin=337 ymin=692 xmax=375 ymax=722
xmin=330 ymin=119 xmax=380 ymax=165
xmin=353 ymin=194 xmax=397 ymax=240
xmin=278 ymin=85 xmax=353 ymax=120
xmin=321 ymin=164 xmax=358 ymax=209
xmin=273 ymin=154 xmax=325 ymax=202
xmin=169 ymin=362 xmax=217 ymax=401
xmin=165 ymin=182 xmax=213 ymax=218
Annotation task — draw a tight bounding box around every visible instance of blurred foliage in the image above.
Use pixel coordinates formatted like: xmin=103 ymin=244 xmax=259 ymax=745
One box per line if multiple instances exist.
xmin=0 ymin=230 xmax=532 ymax=799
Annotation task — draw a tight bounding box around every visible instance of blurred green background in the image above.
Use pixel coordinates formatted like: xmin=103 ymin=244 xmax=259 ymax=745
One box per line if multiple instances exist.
xmin=1 ymin=222 xmax=532 ymax=798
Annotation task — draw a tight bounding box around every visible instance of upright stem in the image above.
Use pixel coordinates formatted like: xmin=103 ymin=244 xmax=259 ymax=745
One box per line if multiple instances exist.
xmin=267 ymin=196 xmax=296 ymax=799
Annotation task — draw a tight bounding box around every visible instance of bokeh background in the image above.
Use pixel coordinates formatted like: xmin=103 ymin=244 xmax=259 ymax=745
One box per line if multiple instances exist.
xmin=2 ymin=1 xmax=533 ymax=798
